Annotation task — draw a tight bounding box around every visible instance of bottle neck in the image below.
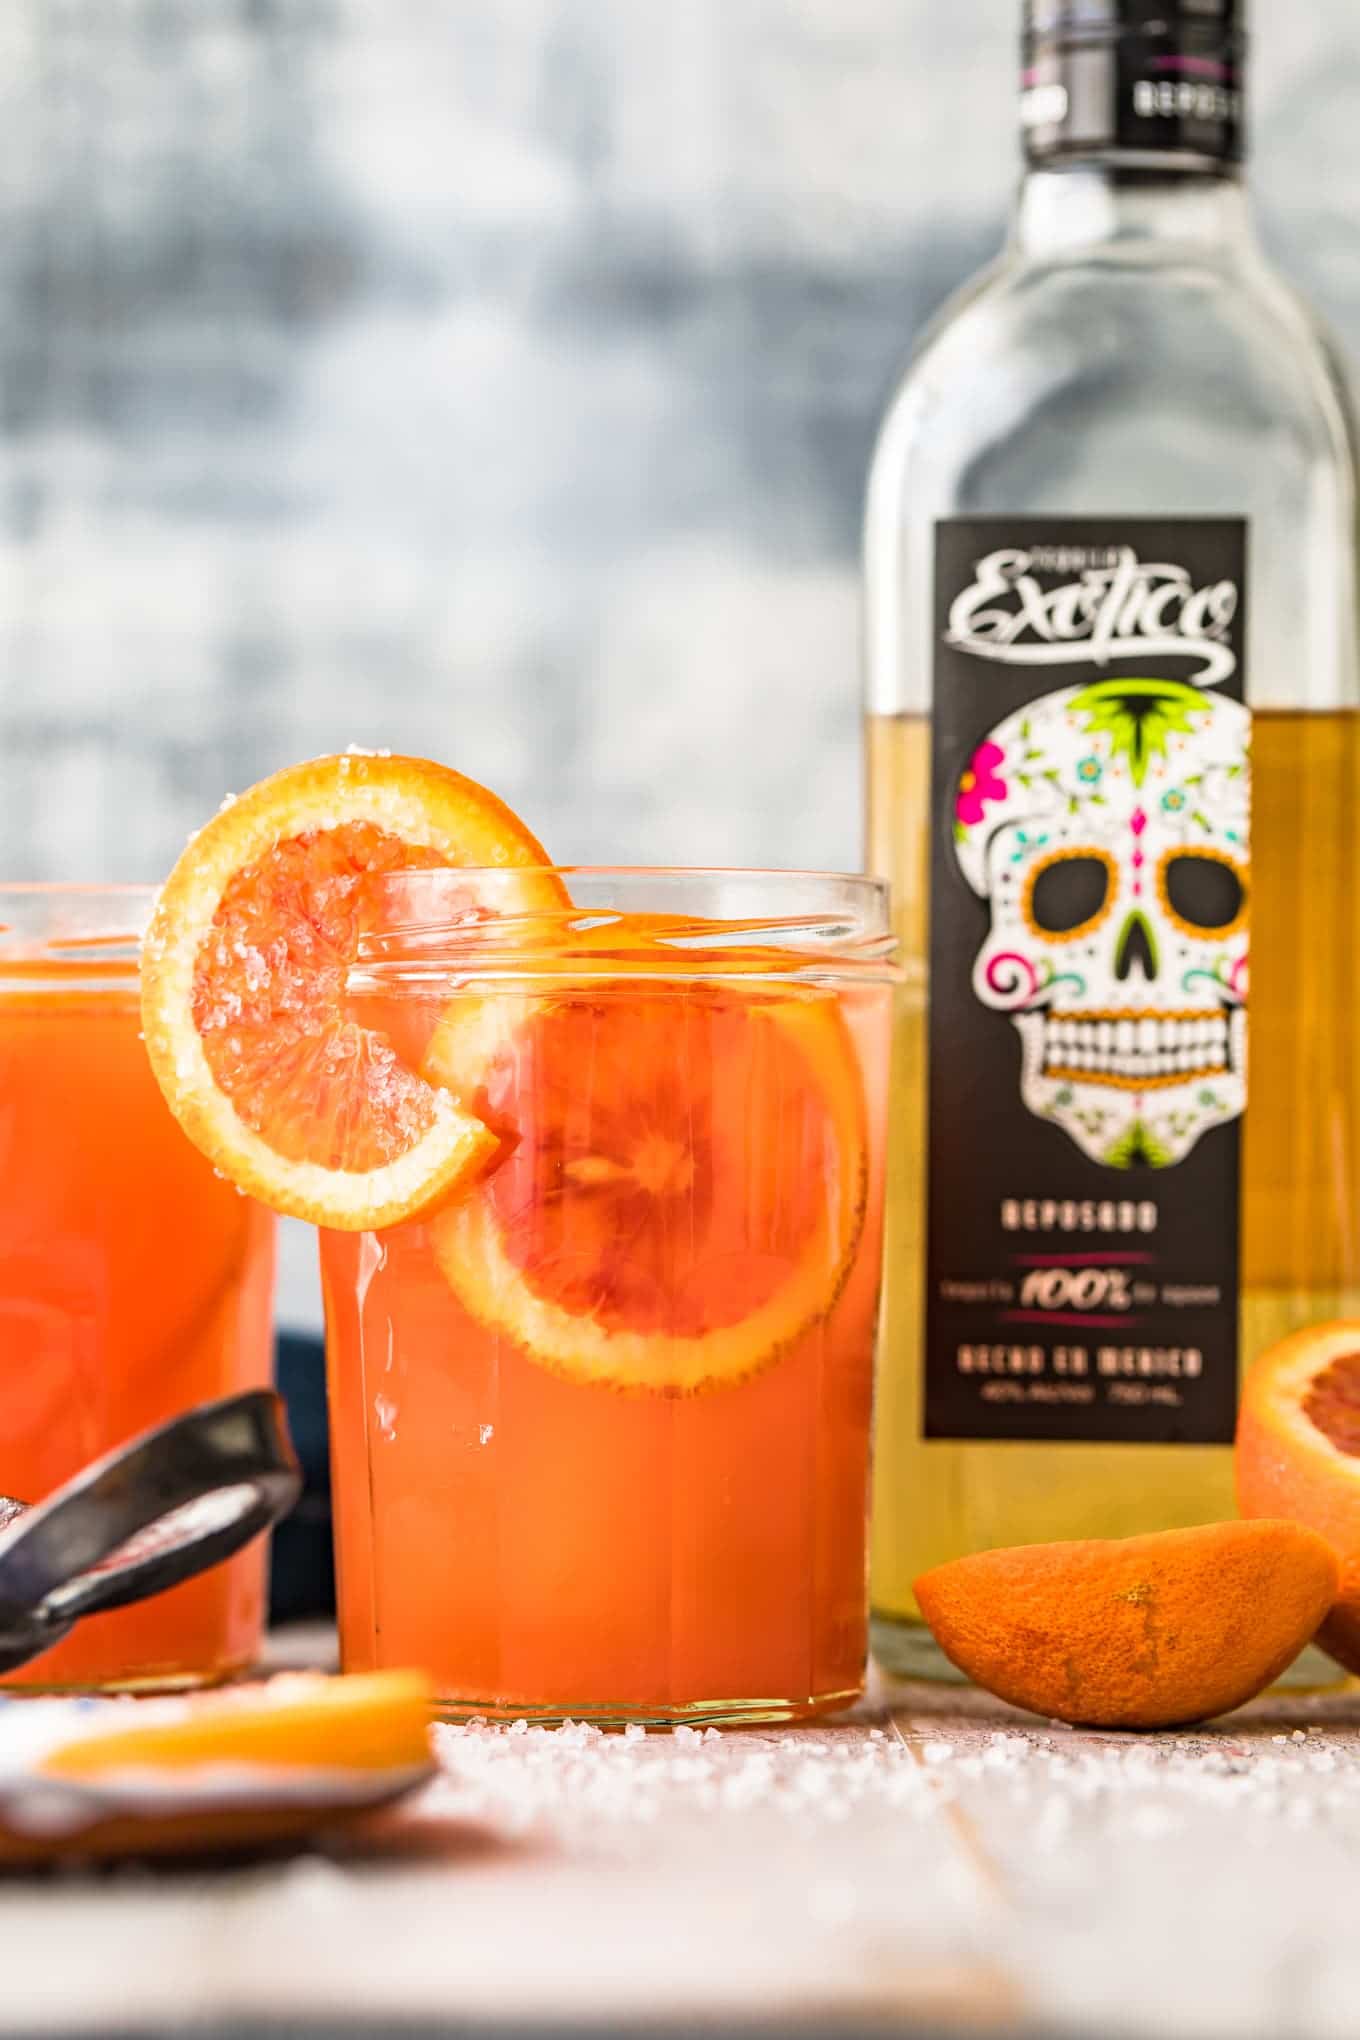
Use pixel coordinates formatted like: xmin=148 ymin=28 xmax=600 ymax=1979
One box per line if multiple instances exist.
xmin=1012 ymin=160 xmax=1253 ymax=262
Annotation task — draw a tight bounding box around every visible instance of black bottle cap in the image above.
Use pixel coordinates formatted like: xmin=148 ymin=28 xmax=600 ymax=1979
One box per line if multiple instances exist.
xmin=0 ymin=1391 xmax=301 ymax=1675
xmin=1023 ymin=0 xmax=1245 ymax=169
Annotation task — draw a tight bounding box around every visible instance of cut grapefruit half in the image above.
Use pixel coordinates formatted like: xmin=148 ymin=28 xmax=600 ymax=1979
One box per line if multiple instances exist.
xmin=140 ymin=753 xmax=561 ymax=1230
xmin=424 ymin=980 xmax=868 ymax=1394
xmin=1237 ymin=1321 xmax=1360 ymax=1674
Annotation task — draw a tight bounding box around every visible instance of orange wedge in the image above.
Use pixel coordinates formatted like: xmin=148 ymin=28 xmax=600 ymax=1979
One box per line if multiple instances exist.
xmin=0 ymin=1671 xmax=434 ymax=1863
xmin=915 ymin=1523 xmax=1339 ymax=1728
xmin=424 ymin=979 xmax=867 ymax=1393
xmin=141 ymin=753 xmax=560 ymax=1230
xmin=41 ymin=1669 xmax=433 ymax=1779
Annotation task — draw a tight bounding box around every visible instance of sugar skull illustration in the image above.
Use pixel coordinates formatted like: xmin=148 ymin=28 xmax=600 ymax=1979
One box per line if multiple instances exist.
xmin=952 ymin=679 xmax=1249 ymax=1169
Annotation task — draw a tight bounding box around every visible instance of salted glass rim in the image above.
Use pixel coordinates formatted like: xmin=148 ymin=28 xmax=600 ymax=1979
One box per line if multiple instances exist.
xmin=416 ymin=864 xmax=888 ymax=879
xmin=0 ymin=883 xmax=158 ymax=960
xmin=354 ymin=865 xmax=902 ymax=986
xmin=367 ymin=863 xmax=892 ymax=902
xmin=0 ymin=882 xmax=158 ymax=900
xmin=0 ymin=870 xmax=903 ymax=977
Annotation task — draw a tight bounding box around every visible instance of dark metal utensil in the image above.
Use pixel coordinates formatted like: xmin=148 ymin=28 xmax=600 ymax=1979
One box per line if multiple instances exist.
xmin=0 ymin=1390 xmax=302 ymax=1675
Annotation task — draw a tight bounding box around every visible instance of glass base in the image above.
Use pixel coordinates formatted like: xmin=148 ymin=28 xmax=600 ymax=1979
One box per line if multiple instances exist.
xmin=0 ymin=1655 xmax=256 ymax=1698
xmin=871 ymin=1610 xmax=1350 ymax=1695
xmin=431 ymin=1685 xmax=865 ymax=1729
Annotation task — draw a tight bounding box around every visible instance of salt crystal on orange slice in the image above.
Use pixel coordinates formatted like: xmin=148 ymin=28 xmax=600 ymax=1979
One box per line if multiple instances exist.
xmin=141 ymin=753 xmax=562 ymax=1230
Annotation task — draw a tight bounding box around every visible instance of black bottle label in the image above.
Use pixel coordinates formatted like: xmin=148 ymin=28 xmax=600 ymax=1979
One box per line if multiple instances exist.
xmin=925 ymin=518 xmax=1248 ymax=1443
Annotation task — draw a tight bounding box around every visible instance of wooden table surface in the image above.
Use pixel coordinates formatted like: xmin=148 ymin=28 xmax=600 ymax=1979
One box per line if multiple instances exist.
xmin=4 ymin=1644 xmax=1360 ymax=2039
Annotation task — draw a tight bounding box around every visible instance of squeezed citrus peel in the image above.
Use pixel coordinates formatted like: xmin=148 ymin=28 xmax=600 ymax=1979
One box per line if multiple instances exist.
xmin=425 ymin=983 xmax=869 ymax=1394
xmin=0 ymin=1671 xmax=433 ymax=1863
xmin=41 ymin=1669 xmax=433 ymax=1777
xmin=915 ymin=1521 xmax=1340 ymax=1729
xmin=140 ymin=753 xmax=559 ymax=1230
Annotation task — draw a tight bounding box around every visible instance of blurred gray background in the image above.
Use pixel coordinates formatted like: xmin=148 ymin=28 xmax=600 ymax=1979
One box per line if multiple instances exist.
xmin=1 ymin=0 xmax=1356 ymax=1325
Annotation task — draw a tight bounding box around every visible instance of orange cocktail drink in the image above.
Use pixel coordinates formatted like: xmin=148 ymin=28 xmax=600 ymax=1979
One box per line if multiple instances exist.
xmin=130 ymin=759 xmax=898 ymax=1723
xmin=321 ymin=870 xmax=896 ymax=1724
xmin=0 ymin=888 xmax=275 ymax=1690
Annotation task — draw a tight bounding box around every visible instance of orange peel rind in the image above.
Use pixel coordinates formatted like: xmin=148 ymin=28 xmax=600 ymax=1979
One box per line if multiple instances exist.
xmin=915 ymin=1521 xmax=1340 ymax=1729
xmin=0 ymin=1670 xmax=434 ymax=1864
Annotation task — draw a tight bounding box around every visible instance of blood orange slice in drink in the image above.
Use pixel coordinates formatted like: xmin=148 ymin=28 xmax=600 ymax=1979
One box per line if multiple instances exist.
xmin=425 ymin=982 xmax=868 ymax=1393
xmin=141 ymin=753 xmax=560 ymax=1230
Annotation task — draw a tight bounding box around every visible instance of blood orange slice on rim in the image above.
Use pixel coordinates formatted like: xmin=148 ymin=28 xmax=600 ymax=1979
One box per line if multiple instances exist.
xmin=140 ymin=753 xmax=561 ymax=1230
xmin=424 ymin=982 xmax=868 ymax=1393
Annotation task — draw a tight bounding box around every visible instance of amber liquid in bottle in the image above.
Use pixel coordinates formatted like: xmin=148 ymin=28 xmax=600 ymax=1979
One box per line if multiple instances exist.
xmin=867 ymin=711 xmax=1360 ymax=1653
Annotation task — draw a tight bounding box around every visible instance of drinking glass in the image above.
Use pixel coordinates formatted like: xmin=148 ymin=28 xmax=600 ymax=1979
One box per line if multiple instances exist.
xmin=0 ymin=887 xmax=276 ymax=1689
xmin=321 ymin=868 xmax=897 ymax=1724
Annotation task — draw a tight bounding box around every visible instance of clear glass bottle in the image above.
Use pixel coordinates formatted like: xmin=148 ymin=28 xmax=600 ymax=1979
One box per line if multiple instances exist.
xmin=864 ymin=0 xmax=1360 ymax=1676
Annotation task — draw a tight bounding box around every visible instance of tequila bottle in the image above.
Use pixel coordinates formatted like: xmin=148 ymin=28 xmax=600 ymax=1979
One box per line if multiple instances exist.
xmin=864 ymin=0 xmax=1360 ymax=1676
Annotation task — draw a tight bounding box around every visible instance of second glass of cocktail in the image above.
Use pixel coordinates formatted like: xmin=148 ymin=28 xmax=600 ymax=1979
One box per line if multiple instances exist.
xmin=0 ymin=887 xmax=276 ymax=1690
xmin=324 ymin=869 xmax=896 ymax=1723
